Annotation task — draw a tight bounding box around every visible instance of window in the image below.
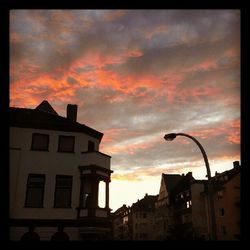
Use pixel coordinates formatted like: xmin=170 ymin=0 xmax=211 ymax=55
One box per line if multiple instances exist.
xmin=54 ymin=175 xmax=73 ymax=208
xmin=186 ymin=200 xmax=192 ymax=208
xmin=221 ymin=226 xmax=227 ymax=235
xmin=219 ymin=208 xmax=225 ymax=216
xmin=58 ymin=136 xmax=75 ymax=152
xmin=123 ymin=216 xmax=128 ymax=224
xmin=217 ymin=190 xmax=223 ymax=199
xmin=88 ymin=141 xmax=95 ymax=151
xmin=31 ymin=133 xmax=49 ymax=151
xmin=25 ymin=174 xmax=45 ymax=208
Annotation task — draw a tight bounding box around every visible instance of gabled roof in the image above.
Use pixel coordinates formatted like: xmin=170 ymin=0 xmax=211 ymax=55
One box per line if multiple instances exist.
xmin=10 ymin=101 xmax=103 ymax=141
xmin=162 ymin=174 xmax=184 ymax=193
xmin=131 ymin=194 xmax=158 ymax=212
xmin=170 ymin=173 xmax=195 ymax=194
xmin=35 ymin=100 xmax=58 ymax=115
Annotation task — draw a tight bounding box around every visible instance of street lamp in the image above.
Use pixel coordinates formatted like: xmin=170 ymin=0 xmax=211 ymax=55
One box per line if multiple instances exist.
xmin=164 ymin=132 xmax=217 ymax=240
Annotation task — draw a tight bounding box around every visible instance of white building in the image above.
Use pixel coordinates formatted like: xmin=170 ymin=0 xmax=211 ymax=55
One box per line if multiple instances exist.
xmin=10 ymin=100 xmax=113 ymax=240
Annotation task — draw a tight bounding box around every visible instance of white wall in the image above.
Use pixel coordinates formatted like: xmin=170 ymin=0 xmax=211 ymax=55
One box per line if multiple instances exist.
xmin=10 ymin=127 xmax=110 ymax=220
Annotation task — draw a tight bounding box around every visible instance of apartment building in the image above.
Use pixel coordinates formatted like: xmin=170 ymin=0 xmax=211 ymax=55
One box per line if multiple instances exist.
xmin=9 ymin=100 xmax=113 ymax=240
xmin=131 ymin=194 xmax=158 ymax=240
xmin=112 ymin=205 xmax=132 ymax=240
xmin=156 ymin=162 xmax=241 ymax=240
xmin=210 ymin=161 xmax=241 ymax=240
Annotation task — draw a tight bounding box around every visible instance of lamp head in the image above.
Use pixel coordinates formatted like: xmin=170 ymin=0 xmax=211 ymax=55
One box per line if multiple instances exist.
xmin=164 ymin=133 xmax=177 ymax=141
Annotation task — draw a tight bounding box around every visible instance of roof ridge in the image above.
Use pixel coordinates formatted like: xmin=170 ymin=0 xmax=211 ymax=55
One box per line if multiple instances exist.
xmin=35 ymin=100 xmax=58 ymax=116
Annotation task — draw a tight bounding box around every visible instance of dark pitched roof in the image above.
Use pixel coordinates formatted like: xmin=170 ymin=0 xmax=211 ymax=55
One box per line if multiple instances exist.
xmin=113 ymin=205 xmax=130 ymax=216
xmin=35 ymin=100 xmax=58 ymax=115
xmin=10 ymin=102 xmax=103 ymax=141
xmin=170 ymin=173 xmax=195 ymax=194
xmin=131 ymin=194 xmax=158 ymax=212
xmin=201 ymin=165 xmax=240 ymax=193
xmin=162 ymin=174 xmax=184 ymax=193
xmin=211 ymin=165 xmax=240 ymax=190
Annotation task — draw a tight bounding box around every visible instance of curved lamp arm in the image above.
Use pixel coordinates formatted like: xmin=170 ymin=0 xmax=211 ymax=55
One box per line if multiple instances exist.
xmin=164 ymin=132 xmax=217 ymax=240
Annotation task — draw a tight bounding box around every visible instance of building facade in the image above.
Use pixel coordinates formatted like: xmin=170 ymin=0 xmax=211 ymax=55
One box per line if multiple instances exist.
xmin=155 ymin=172 xmax=211 ymax=240
xmin=155 ymin=162 xmax=241 ymax=240
xmin=112 ymin=205 xmax=132 ymax=240
xmin=154 ymin=174 xmax=182 ymax=240
xmin=10 ymin=100 xmax=113 ymax=240
xmin=210 ymin=161 xmax=241 ymax=240
xmin=130 ymin=194 xmax=157 ymax=240
xmin=111 ymin=194 xmax=157 ymax=240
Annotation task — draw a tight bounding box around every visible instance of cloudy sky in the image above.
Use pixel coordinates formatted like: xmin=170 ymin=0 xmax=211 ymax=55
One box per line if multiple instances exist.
xmin=10 ymin=10 xmax=240 ymax=211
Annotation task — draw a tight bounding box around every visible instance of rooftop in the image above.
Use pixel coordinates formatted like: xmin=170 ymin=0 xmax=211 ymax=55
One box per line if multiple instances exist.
xmin=10 ymin=100 xmax=103 ymax=141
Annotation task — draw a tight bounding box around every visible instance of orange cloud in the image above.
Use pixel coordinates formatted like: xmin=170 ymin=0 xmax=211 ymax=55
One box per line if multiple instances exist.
xmin=101 ymin=128 xmax=129 ymax=144
xmin=103 ymin=135 xmax=161 ymax=155
xmin=143 ymin=25 xmax=169 ymax=39
xmin=10 ymin=32 xmax=23 ymax=44
xmin=187 ymin=119 xmax=240 ymax=144
xmin=103 ymin=10 xmax=127 ymax=22
xmin=226 ymin=120 xmax=240 ymax=144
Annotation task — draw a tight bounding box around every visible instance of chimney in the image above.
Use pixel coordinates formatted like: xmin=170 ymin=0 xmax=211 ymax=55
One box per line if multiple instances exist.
xmin=233 ymin=161 xmax=240 ymax=169
xmin=67 ymin=104 xmax=77 ymax=122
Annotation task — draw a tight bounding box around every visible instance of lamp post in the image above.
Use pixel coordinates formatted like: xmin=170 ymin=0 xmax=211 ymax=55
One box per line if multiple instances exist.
xmin=164 ymin=133 xmax=217 ymax=240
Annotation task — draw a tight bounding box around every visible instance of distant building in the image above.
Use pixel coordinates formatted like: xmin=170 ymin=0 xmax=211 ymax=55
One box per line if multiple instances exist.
xmin=10 ymin=100 xmax=113 ymax=240
xmin=206 ymin=161 xmax=241 ymax=240
xmin=111 ymin=194 xmax=158 ymax=241
xmin=169 ymin=172 xmax=208 ymax=239
xmin=156 ymin=162 xmax=241 ymax=240
xmin=154 ymin=173 xmax=183 ymax=239
xmin=131 ymin=194 xmax=158 ymax=240
xmin=155 ymin=172 xmax=208 ymax=240
xmin=111 ymin=205 xmax=132 ymax=240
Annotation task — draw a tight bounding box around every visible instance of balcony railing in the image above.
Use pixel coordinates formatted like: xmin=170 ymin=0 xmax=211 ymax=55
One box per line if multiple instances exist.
xmin=79 ymin=208 xmax=108 ymax=218
xmin=80 ymin=151 xmax=111 ymax=170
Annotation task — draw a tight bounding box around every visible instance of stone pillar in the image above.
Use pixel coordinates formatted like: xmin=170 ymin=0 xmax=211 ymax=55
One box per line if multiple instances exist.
xmin=77 ymin=172 xmax=84 ymax=219
xmin=105 ymin=181 xmax=109 ymax=209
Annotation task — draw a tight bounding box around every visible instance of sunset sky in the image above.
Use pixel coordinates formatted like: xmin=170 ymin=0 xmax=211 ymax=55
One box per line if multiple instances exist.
xmin=10 ymin=10 xmax=240 ymax=211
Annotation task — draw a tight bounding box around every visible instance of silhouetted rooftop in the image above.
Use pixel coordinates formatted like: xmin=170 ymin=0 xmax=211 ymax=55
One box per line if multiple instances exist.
xmin=10 ymin=101 xmax=103 ymax=141
xmin=162 ymin=174 xmax=184 ymax=192
xmin=131 ymin=194 xmax=158 ymax=212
